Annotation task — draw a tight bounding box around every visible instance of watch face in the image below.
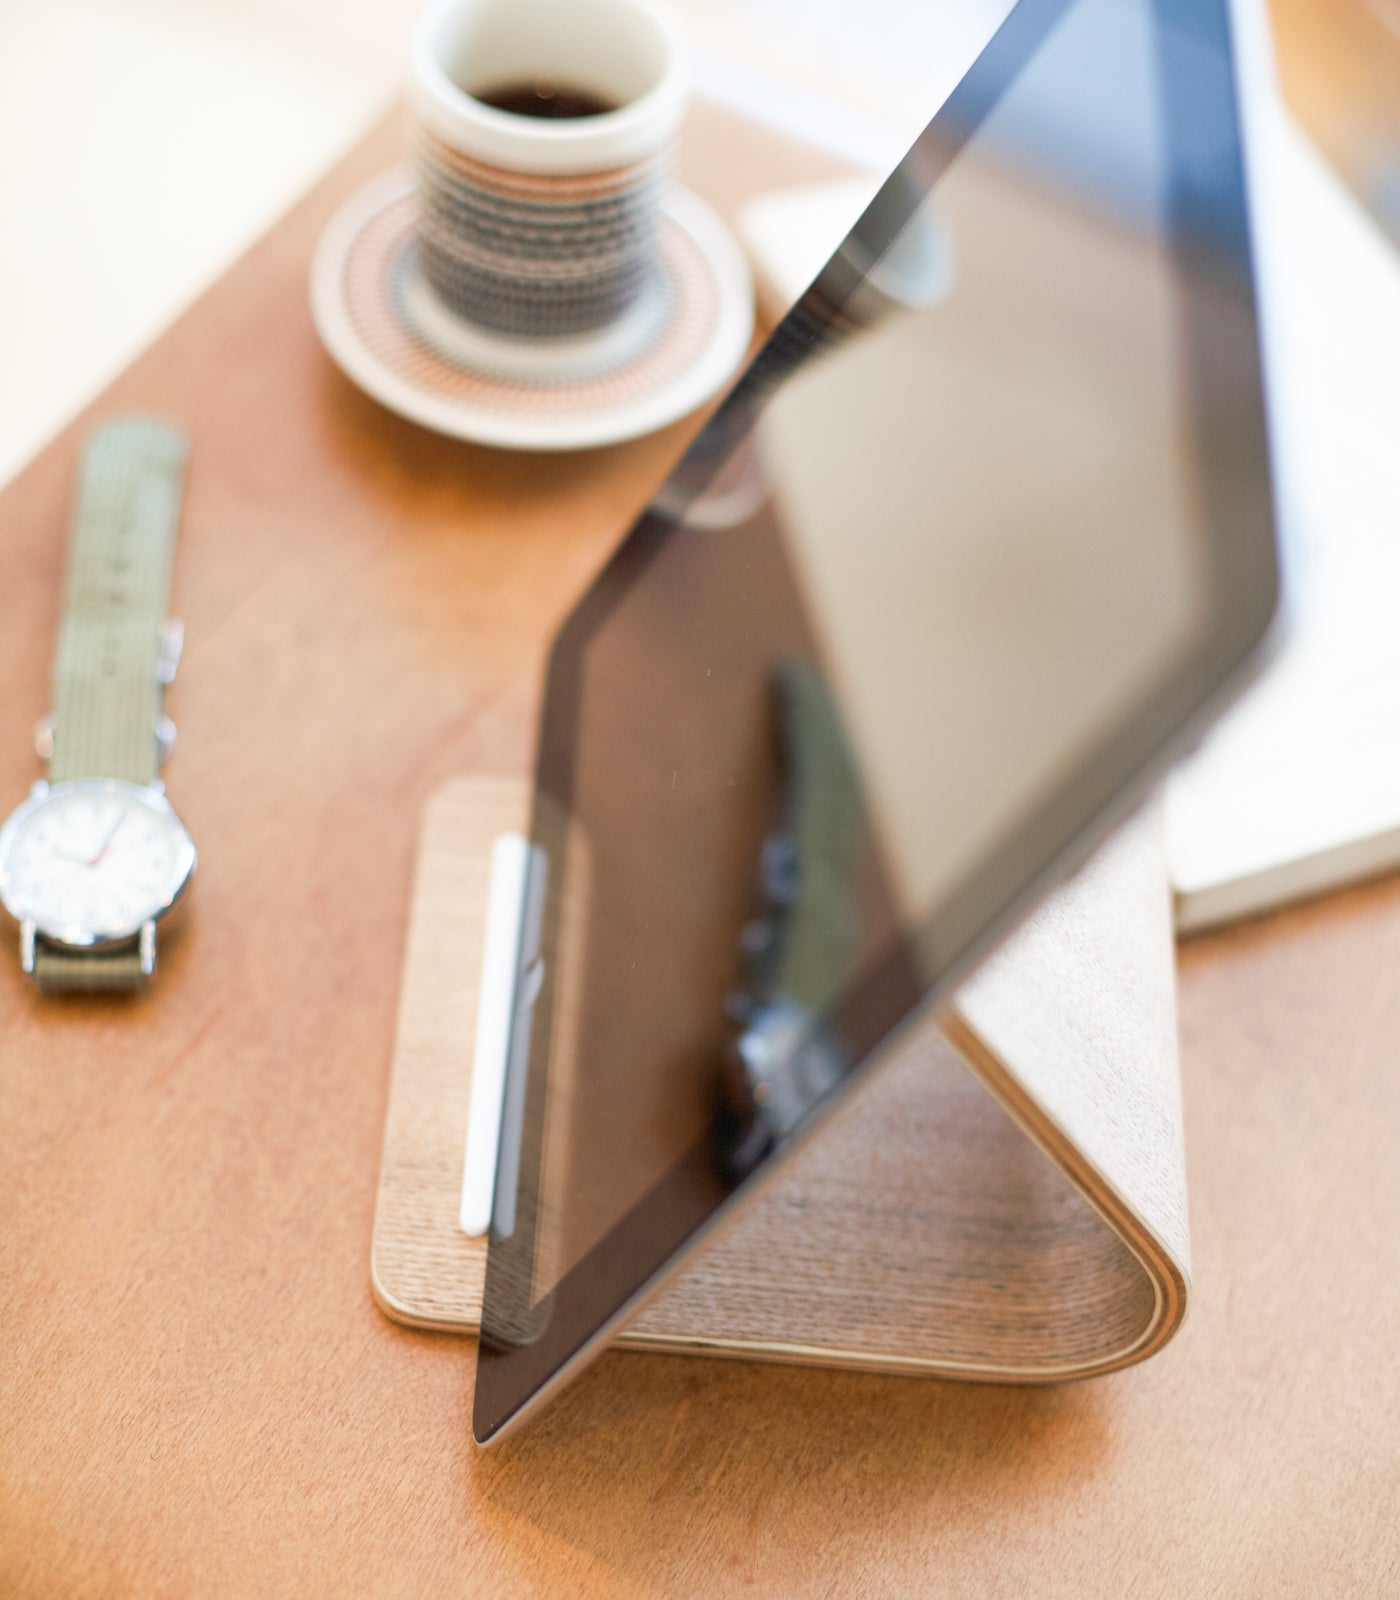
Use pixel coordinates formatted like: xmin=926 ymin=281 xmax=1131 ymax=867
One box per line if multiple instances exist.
xmin=0 ymin=779 xmax=196 ymax=945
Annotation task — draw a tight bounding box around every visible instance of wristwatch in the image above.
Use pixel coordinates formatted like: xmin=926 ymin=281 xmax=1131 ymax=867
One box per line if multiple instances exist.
xmin=0 ymin=418 xmax=197 ymax=992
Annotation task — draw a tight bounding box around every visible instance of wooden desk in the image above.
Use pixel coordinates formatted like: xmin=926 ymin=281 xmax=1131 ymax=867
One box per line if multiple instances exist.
xmin=3 ymin=105 xmax=1398 ymax=1600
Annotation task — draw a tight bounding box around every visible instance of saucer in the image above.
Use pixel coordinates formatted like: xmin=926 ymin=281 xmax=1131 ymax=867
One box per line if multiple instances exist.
xmin=310 ymin=167 xmax=754 ymax=451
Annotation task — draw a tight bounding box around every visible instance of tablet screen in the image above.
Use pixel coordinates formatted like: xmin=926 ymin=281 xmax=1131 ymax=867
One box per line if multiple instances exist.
xmin=476 ymin=0 xmax=1277 ymax=1441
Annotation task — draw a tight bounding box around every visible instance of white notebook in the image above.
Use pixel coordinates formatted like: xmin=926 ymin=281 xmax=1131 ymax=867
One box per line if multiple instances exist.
xmin=1167 ymin=121 xmax=1400 ymax=934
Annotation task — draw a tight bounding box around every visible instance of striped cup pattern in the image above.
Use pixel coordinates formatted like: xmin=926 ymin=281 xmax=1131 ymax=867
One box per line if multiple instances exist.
xmin=410 ymin=120 xmax=674 ymax=338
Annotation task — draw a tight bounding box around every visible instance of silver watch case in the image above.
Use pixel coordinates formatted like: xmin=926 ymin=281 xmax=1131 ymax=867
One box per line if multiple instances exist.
xmin=0 ymin=778 xmax=197 ymax=955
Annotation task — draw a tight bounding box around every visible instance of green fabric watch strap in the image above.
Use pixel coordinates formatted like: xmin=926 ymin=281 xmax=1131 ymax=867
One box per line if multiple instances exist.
xmin=49 ymin=418 xmax=188 ymax=785
xmin=32 ymin=941 xmax=150 ymax=993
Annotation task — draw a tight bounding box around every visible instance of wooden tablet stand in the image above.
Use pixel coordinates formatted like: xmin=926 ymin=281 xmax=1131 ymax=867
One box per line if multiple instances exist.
xmin=372 ymin=775 xmax=1188 ymax=1379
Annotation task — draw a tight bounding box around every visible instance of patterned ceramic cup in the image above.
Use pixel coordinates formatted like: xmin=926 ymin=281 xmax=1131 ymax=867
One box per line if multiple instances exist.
xmin=407 ymin=0 xmax=690 ymax=341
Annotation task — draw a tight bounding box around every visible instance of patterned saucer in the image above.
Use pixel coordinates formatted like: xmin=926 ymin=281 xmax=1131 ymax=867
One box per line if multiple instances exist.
xmin=310 ymin=167 xmax=754 ymax=452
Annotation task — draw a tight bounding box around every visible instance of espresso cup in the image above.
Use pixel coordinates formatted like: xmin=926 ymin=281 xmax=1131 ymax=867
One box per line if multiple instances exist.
xmin=407 ymin=0 xmax=690 ymax=342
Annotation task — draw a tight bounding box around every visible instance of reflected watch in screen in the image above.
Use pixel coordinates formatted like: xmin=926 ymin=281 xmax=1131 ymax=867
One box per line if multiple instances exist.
xmin=475 ymin=0 xmax=1283 ymax=1442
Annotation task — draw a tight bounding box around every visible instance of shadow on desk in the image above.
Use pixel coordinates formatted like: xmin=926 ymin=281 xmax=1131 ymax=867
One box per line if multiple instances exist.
xmin=468 ymin=1355 xmax=1114 ymax=1589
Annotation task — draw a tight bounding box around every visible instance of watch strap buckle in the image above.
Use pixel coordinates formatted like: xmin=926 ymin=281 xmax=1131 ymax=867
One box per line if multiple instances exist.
xmin=157 ymin=619 xmax=184 ymax=687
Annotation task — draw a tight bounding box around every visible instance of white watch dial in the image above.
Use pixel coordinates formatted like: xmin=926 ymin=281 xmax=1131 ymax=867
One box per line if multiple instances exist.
xmin=0 ymin=780 xmax=195 ymax=944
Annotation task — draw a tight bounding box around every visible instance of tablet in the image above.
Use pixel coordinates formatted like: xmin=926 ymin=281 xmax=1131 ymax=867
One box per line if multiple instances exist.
xmin=475 ymin=0 xmax=1284 ymax=1444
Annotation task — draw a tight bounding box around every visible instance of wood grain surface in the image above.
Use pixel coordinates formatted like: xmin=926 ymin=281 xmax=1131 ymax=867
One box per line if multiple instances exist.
xmin=374 ymin=782 xmax=1182 ymax=1378
xmin=3 ymin=103 xmax=1399 ymax=1600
